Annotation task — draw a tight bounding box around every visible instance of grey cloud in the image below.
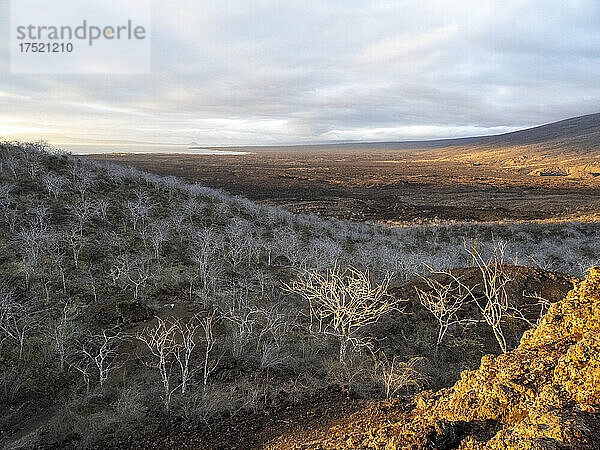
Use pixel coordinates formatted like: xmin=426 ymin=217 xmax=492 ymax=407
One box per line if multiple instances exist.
xmin=1 ymin=0 xmax=600 ymax=144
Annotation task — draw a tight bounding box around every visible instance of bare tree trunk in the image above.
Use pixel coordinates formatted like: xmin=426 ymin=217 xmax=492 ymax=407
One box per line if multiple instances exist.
xmin=339 ymin=338 xmax=348 ymax=363
xmin=493 ymin=326 xmax=507 ymax=354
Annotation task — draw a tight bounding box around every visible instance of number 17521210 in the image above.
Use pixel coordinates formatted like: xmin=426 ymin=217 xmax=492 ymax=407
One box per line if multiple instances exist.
xmin=19 ymin=42 xmax=74 ymax=53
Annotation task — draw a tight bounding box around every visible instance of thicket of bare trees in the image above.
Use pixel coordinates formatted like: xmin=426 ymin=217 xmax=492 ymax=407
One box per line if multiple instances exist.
xmin=0 ymin=140 xmax=596 ymax=447
xmin=284 ymin=266 xmax=401 ymax=362
xmin=136 ymin=314 xmax=217 ymax=411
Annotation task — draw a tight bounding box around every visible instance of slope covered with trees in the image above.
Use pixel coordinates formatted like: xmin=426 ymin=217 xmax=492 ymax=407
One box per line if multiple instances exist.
xmin=0 ymin=141 xmax=598 ymax=448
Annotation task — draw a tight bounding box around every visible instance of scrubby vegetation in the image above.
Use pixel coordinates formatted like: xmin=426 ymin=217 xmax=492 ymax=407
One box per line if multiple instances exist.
xmin=276 ymin=268 xmax=600 ymax=449
xmin=0 ymin=141 xmax=597 ymax=448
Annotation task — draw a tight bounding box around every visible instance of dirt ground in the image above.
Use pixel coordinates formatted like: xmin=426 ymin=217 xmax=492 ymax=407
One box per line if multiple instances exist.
xmin=105 ymin=387 xmax=370 ymax=450
xmin=88 ymin=150 xmax=600 ymax=224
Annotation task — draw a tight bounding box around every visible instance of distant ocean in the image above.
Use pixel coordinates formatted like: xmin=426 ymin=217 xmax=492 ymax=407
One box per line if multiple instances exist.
xmin=56 ymin=142 xmax=248 ymax=156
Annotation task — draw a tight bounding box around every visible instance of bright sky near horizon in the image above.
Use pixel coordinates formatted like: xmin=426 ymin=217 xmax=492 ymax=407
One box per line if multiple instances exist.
xmin=1 ymin=0 xmax=600 ymax=146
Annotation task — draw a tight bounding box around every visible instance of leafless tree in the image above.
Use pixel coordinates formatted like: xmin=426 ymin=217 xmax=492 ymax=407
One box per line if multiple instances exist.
xmin=136 ymin=317 xmax=180 ymax=411
xmin=125 ymin=190 xmax=152 ymax=231
xmin=137 ymin=313 xmax=219 ymax=406
xmin=4 ymin=206 xmax=18 ymax=233
xmin=39 ymin=264 xmax=54 ymax=302
xmin=0 ymin=183 xmax=14 ymax=210
xmin=104 ymin=229 xmax=125 ymax=261
xmin=173 ymin=315 xmax=202 ymax=395
xmin=68 ymin=199 xmax=92 ymax=235
xmin=18 ymin=227 xmax=46 ymax=286
xmin=0 ymin=287 xmax=28 ymax=359
xmin=47 ymin=235 xmax=67 ymax=294
xmin=191 ymin=228 xmax=222 ymax=294
xmin=509 ymin=291 xmax=551 ymax=328
xmin=72 ymin=164 xmax=95 ymax=201
xmin=149 ymin=220 xmax=170 ymax=259
xmin=43 ymin=173 xmax=66 ymax=199
xmin=273 ymin=227 xmax=302 ymax=267
xmin=221 ymin=291 xmax=260 ymax=358
xmin=169 ymin=208 xmax=186 ymax=232
xmin=215 ymin=201 xmax=230 ymax=220
xmin=244 ymin=235 xmax=263 ymax=267
xmin=86 ymin=265 xmax=99 ymax=302
xmin=28 ymin=204 xmax=50 ymax=231
xmin=451 ymin=239 xmax=513 ymax=353
xmin=200 ymin=312 xmax=221 ymax=390
xmin=64 ymin=226 xmax=85 ymax=269
xmin=264 ymin=205 xmax=285 ymax=227
xmin=95 ymin=198 xmax=110 ymax=221
xmin=252 ymin=269 xmax=269 ymax=298
xmin=263 ymin=240 xmax=276 ymax=266
xmin=256 ymin=305 xmax=294 ymax=351
xmin=27 ymin=160 xmax=41 ymax=178
xmin=415 ymin=271 xmax=471 ymax=356
xmin=284 ymin=266 xmax=401 ymax=362
xmin=109 ymin=260 xmax=125 ymax=287
xmin=309 ymin=237 xmax=343 ymax=270
xmin=160 ymin=176 xmax=180 ymax=200
xmin=78 ymin=327 xmax=123 ymax=390
xmin=52 ymin=298 xmax=78 ymax=372
xmin=124 ymin=257 xmax=152 ymax=300
xmin=72 ymin=359 xmax=92 ymax=395
xmin=225 ymin=218 xmax=250 ymax=268
xmin=5 ymin=157 xmax=19 ymax=178
xmin=0 ymin=185 xmax=18 ymax=232
xmin=182 ymin=196 xmax=203 ymax=226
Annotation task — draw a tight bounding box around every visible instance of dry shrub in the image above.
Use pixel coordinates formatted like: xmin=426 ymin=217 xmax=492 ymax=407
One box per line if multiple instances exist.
xmin=375 ymin=354 xmax=429 ymax=398
xmin=323 ymin=353 xmax=378 ymax=397
xmin=114 ymin=384 xmax=147 ymax=421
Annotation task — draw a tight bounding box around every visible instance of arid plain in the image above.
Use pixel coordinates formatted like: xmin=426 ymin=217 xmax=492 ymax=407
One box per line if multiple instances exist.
xmin=89 ymin=113 xmax=600 ymax=224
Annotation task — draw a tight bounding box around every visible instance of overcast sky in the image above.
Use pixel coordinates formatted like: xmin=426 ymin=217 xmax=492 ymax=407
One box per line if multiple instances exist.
xmin=1 ymin=0 xmax=600 ymax=145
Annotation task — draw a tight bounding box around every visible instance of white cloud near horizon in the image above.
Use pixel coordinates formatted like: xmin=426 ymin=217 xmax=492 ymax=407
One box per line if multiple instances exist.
xmin=1 ymin=0 xmax=600 ymax=145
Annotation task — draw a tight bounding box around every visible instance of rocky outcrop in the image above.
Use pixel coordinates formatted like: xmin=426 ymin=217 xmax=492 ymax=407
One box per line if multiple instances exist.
xmin=280 ymin=268 xmax=600 ymax=449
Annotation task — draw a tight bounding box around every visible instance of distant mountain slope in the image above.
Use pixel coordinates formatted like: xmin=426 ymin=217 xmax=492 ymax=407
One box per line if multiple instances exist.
xmin=415 ymin=113 xmax=600 ymax=173
xmin=194 ymin=113 xmax=600 ymax=155
xmin=481 ymin=112 xmax=600 ymax=148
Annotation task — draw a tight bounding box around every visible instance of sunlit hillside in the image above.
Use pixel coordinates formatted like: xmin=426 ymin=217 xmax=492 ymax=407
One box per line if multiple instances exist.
xmin=0 ymin=141 xmax=598 ymax=448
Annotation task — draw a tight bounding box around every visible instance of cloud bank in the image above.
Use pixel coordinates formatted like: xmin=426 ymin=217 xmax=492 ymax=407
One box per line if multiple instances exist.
xmin=1 ymin=0 xmax=600 ymax=145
